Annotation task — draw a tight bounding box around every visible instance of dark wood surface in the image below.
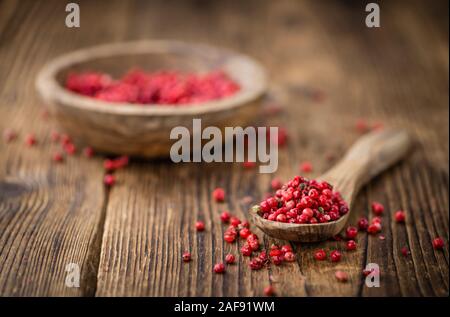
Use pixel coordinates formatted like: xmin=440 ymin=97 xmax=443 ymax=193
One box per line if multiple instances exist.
xmin=0 ymin=0 xmax=448 ymax=297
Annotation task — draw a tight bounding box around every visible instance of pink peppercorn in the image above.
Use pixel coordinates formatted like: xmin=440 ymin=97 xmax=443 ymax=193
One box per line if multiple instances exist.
xmin=300 ymin=162 xmax=313 ymax=173
xmin=50 ymin=131 xmax=60 ymax=142
xmin=230 ymin=216 xmax=241 ymax=227
xmin=224 ymin=232 xmax=236 ymax=243
xmin=371 ymin=202 xmax=385 ymax=215
xmin=358 ymin=217 xmax=369 ymax=231
xmin=314 ymin=249 xmax=327 ymax=261
xmin=330 ymin=250 xmax=342 ymax=262
xmin=182 ymin=252 xmax=191 ymax=262
xmin=281 ymin=245 xmax=293 ymax=253
xmin=25 ymin=133 xmax=37 ymax=146
xmin=213 ymin=263 xmax=225 ymax=274
xmin=367 ymin=223 xmax=381 ymax=234
xmin=372 ymin=216 xmax=382 ymax=224
xmin=241 ymin=244 xmax=252 ymax=256
xmin=104 ymin=174 xmax=116 ymax=187
xmin=355 ymin=119 xmax=369 ymax=133
xmin=284 ymin=252 xmax=295 ymax=262
xmin=271 ymin=255 xmax=284 ymax=265
xmin=195 ymin=221 xmax=205 ymax=232
xmin=213 ymin=188 xmax=225 ymax=202
xmin=401 ymin=247 xmax=410 ymax=257
xmin=248 ymin=239 xmax=260 ymax=251
xmin=104 ymin=159 xmax=115 ymax=171
xmin=225 ymin=254 xmax=235 ymax=264
xmin=264 ymin=285 xmax=275 ymax=296
xmin=335 ymin=270 xmax=348 ymax=282
xmin=243 ymin=161 xmax=256 ymax=169
xmin=271 ymin=178 xmax=282 ymax=190
xmin=64 ymin=143 xmax=77 ymax=155
xmin=346 ymin=240 xmax=357 ymax=251
xmin=239 ymin=228 xmax=251 ymax=239
xmin=249 ymin=257 xmax=264 ymax=270
xmin=220 ymin=211 xmax=230 ymax=223
xmin=346 ymin=226 xmax=358 ymax=239
xmin=52 ymin=152 xmax=64 ymax=163
xmin=3 ymin=128 xmax=17 ymax=143
xmin=83 ymin=146 xmax=94 ymax=158
xmin=395 ymin=210 xmax=406 ymax=223
xmin=432 ymin=237 xmax=445 ymax=250
xmin=269 ymin=248 xmax=282 ymax=257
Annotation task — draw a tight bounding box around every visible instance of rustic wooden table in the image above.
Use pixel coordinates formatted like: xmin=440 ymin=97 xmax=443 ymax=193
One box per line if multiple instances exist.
xmin=0 ymin=0 xmax=448 ymax=297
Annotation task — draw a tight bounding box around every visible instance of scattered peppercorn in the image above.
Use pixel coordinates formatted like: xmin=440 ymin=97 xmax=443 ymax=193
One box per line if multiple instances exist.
xmin=52 ymin=152 xmax=64 ymax=163
xmin=284 ymin=252 xmax=295 ymax=262
xmin=355 ymin=119 xmax=369 ymax=134
xmin=330 ymin=250 xmax=342 ymax=262
xmin=63 ymin=142 xmax=77 ymax=155
xmin=213 ymin=187 xmax=225 ymax=202
xmin=241 ymin=244 xmax=253 ymax=256
xmin=249 ymin=257 xmax=264 ymax=270
xmin=264 ymin=285 xmax=275 ymax=296
xmin=299 ymin=161 xmax=313 ymax=173
xmin=213 ymin=263 xmax=226 ymax=274
xmin=394 ymin=210 xmax=406 ymax=223
xmin=432 ymin=237 xmax=445 ymax=250
xmin=371 ymin=202 xmax=385 ymax=215
xmin=346 ymin=240 xmax=357 ymax=251
xmin=195 ymin=221 xmax=205 ymax=232
xmin=182 ymin=252 xmax=191 ymax=262
xmin=104 ymin=174 xmax=116 ymax=187
xmin=220 ymin=211 xmax=230 ymax=223
xmin=3 ymin=128 xmax=17 ymax=143
xmin=335 ymin=270 xmax=348 ymax=282
xmin=271 ymin=178 xmax=282 ymax=191
xmin=225 ymin=254 xmax=235 ymax=264
xmin=357 ymin=217 xmax=369 ymax=231
xmin=346 ymin=226 xmax=358 ymax=239
xmin=25 ymin=133 xmax=37 ymax=146
xmin=367 ymin=223 xmax=381 ymax=234
xmin=401 ymin=246 xmax=410 ymax=257
xmin=230 ymin=216 xmax=241 ymax=227
xmin=239 ymin=228 xmax=251 ymax=239
xmin=243 ymin=161 xmax=256 ymax=169
xmin=314 ymin=249 xmax=327 ymax=261
xmin=83 ymin=146 xmax=94 ymax=158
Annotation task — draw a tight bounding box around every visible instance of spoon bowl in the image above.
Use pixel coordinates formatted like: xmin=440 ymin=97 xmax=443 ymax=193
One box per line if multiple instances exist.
xmin=249 ymin=129 xmax=412 ymax=242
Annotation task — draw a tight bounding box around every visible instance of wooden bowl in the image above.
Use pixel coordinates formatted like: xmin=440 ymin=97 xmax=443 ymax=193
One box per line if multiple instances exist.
xmin=36 ymin=40 xmax=267 ymax=157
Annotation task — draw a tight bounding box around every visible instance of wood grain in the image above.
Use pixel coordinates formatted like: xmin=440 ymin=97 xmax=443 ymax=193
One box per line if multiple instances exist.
xmin=0 ymin=0 xmax=448 ymax=297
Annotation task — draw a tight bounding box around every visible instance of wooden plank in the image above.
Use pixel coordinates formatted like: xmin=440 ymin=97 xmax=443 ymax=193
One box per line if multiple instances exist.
xmin=0 ymin=0 xmax=128 ymax=296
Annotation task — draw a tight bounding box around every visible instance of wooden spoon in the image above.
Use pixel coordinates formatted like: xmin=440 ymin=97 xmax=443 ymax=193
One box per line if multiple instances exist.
xmin=249 ymin=129 xmax=412 ymax=242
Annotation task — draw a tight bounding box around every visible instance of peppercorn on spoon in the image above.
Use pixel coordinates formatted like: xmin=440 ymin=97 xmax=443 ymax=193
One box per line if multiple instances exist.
xmin=249 ymin=129 xmax=412 ymax=242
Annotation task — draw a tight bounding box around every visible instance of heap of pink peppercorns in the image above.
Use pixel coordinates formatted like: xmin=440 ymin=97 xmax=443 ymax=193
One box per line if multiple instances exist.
xmin=66 ymin=69 xmax=240 ymax=105
xmin=254 ymin=176 xmax=349 ymax=224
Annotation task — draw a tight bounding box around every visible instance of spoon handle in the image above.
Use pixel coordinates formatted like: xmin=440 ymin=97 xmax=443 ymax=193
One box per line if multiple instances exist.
xmin=320 ymin=129 xmax=412 ymax=202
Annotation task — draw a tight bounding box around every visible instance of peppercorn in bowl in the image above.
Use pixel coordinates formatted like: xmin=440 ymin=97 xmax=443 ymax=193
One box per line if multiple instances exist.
xmin=36 ymin=40 xmax=267 ymax=157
